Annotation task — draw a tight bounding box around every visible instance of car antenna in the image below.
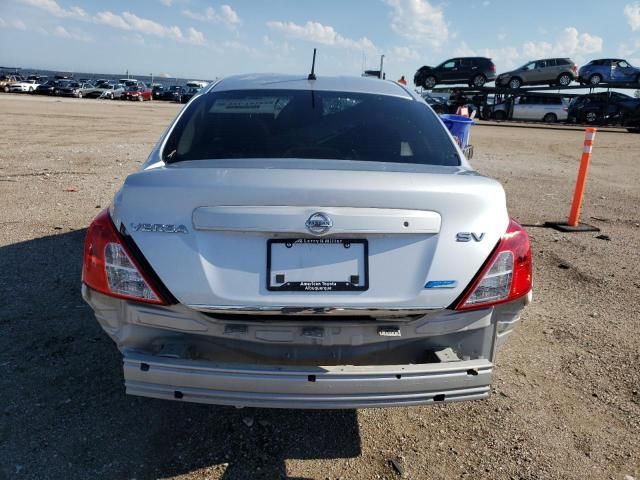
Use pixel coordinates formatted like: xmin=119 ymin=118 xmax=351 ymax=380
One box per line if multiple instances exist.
xmin=308 ymin=48 xmax=317 ymax=80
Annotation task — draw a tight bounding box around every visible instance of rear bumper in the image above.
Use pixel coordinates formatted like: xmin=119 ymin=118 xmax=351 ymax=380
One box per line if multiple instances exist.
xmin=124 ymin=352 xmax=492 ymax=409
xmin=83 ymin=286 xmax=530 ymax=409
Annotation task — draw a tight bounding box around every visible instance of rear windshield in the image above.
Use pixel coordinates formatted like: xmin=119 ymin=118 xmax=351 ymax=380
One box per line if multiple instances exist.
xmin=163 ymin=89 xmax=460 ymax=166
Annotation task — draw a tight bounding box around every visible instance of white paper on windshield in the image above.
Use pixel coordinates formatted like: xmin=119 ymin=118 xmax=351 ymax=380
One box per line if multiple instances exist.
xmin=210 ymin=97 xmax=291 ymax=117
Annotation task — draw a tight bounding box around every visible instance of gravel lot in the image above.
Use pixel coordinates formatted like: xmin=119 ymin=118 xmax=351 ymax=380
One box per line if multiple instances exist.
xmin=0 ymin=94 xmax=638 ymax=480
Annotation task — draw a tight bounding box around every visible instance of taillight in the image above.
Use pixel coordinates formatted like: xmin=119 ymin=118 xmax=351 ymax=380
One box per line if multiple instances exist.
xmin=455 ymin=219 xmax=532 ymax=311
xmin=82 ymin=209 xmax=167 ymax=304
xmin=490 ymin=64 xmax=496 ymax=73
xmin=572 ymin=64 xmax=577 ymax=73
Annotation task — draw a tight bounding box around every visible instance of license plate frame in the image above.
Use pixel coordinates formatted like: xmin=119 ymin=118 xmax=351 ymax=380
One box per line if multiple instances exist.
xmin=266 ymin=238 xmax=369 ymax=292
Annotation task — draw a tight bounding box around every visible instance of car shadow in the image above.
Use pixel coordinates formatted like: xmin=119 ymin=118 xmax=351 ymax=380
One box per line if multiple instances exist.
xmin=0 ymin=230 xmax=361 ymax=480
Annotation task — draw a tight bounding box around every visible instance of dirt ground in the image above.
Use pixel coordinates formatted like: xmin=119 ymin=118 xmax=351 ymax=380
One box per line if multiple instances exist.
xmin=0 ymin=94 xmax=638 ymax=480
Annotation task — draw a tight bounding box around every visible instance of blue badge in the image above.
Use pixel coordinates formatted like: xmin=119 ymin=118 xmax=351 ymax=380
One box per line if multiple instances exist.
xmin=425 ymin=280 xmax=458 ymax=289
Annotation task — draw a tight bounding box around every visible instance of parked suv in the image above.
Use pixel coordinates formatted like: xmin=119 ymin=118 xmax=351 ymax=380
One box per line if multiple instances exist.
xmin=567 ymin=91 xmax=640 ymax=124
xmin=414 ymin=57 xmax=496 ymax=89
xmin=578 ymin=59 xmax=640 ymax=86
xmin=496 ymin=58 xmax=577 ymax=89
xmin=487 ymin=94 xmax=569 ymax=122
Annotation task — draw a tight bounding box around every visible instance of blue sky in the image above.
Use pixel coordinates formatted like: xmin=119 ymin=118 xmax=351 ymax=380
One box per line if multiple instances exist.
xmin=1 ymin=0 xmax=640 ymax=81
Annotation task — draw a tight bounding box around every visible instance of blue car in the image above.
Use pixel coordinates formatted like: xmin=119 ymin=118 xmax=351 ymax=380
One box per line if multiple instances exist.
xmin=578 ymin=58 xmax=640 ymax=86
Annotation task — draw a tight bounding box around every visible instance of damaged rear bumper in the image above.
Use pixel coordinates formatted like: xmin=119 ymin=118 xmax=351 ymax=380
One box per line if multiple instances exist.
xmin=83 ymin=286 xmax=529 ymax=409
xmin=124 ymin=352 xmax=492 ymax=409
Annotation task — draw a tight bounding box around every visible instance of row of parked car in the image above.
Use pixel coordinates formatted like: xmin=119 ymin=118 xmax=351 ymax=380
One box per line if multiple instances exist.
xmin=423 ymin=90 xmax=640 ymax=131
xmin=413 ymin=57 xmax=640 ymax=89
xmin=0 ymin=74 xmax=208 ymax=103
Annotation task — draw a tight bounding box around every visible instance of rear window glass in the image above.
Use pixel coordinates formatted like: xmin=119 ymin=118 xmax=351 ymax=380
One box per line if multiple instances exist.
xmin=163 ymin=89 xmax=460 ymax=166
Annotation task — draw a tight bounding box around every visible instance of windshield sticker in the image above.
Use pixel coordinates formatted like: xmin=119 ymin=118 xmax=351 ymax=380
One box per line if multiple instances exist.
xmin=211 ymin=97 xmax=291 ymax=117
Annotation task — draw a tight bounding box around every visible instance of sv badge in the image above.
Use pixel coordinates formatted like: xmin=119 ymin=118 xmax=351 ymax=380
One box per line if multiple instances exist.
xmin=456 ymin=232 xmax=485 ymax=242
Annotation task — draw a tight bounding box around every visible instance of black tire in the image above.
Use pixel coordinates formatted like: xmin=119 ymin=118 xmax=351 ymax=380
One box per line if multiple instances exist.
xmin=3 ymin=86 xmax=8 ymax=93
xmin=589 ymin=74 xmax=602 ymax=86
xmin=508 ymin=77 xmax=522 ymax=89
xmin=626 ymin=127 xmax=640 ymax=133
xmin=471 ymin=74 xmax=486 ymax=88
xmin=422 ymin=75 xmax=437 ymax=89
xmin=493 ymin=110 xmax=507 ymax=121
xmin=543 ymin=113 xmax=557 ymax=123
xmin=557 ymin=73 xmax=572 ymax=87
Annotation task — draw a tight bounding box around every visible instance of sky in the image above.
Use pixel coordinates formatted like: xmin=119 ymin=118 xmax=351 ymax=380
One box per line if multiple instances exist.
xmin=1 ymin=0 xmax=640 ymax=81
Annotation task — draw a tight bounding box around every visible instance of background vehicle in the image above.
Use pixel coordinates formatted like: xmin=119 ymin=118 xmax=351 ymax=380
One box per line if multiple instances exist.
xmin=578 ymin=59 xmax=640 ymax=86
xmin=9 ymin=79 xmax=39 ymax=93
xmin=159 ymin=85 xmax=184 ymax=101
xmin=488 ymin=95 xmax=569 ymax=122
xmin=0 ymin=74 xmax=23 ymax=92
xmin=99 ymin=84 xmax=125 ymax=99
xmin=421 ymin=92 xmax=448 ymax=113
xmin=567 ymin=91 xmax=640 ymax=124
xmin=414 ymin=57 xmax=496 ymax=89
xmin=152 ymin=84 xmax=165 ymax=99
xmin=122 ymin=83 xmax=152 ymax=101
xmin=496 ymin=58 xmax=576 ymax=89
xmin=179 ymin=86 xmax=201 ymax=103
xmin=82 ymin=74 xmax=532 ymax=409
xmin=34 ymin=80 xmax=59 ymax=95
xmin=58 ymin=81 xmax=94 ymax=98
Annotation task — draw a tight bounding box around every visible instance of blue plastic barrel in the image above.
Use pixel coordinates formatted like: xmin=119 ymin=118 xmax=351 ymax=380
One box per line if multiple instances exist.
xmin=439 ymin=114 xmax=474 ymax=149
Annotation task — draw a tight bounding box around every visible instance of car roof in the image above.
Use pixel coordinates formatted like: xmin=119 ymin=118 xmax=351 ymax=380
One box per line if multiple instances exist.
xmin=210 ymin=74 xmax=413 ymax=99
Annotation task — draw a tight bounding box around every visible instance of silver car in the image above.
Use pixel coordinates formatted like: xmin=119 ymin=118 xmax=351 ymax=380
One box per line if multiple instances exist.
xmin=496 ymin=58 xmax=577 ymax=89
xmin=490 ymin=94 xmax=569 ymax=122
xmin=82 ymin=74 xmax=532 ymax=409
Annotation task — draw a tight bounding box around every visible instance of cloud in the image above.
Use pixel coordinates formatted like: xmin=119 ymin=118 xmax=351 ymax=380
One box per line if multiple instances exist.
xmin=455 ymin=27 xmax=603 ymax=70
xmin=524 ymin=27 xmax=602 ymax=58
xmin=187 ymin=27 xmax=205 ymax=45
xmin=0 ymin=17 xmax=27 ymax=30
xmin=182 ymin=5 xmax=241 ymax=28
xmin=267 ymin=20 xmax=376 ymax=52
xmin=389 ymin=46 xmax=419 ymax=61
xmin=54 ymin=25 xmax=92 ymax=41
xmin=385 ymin=0 xmax=448 ymax=48
xmin=625 ymin=3 xmax=640 ymax=30
xmin=18 ymin=0 xmax=86 ymax=18
xmin=94 ymin=10 xmax=206 ymax=45
xmin=159 ymin=0 xmax=173 ymax=6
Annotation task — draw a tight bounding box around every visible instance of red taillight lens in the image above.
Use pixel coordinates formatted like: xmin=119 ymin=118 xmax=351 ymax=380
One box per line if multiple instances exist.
xmin=572 ymin=64 xmax=577 ymax=73
xmin=455 ymin=219 xmax=532 ymax=311
xmin=490 ymin=64 xmax=496 ymax=73
xmin=82 ymin=209 xmax=167 ymax=304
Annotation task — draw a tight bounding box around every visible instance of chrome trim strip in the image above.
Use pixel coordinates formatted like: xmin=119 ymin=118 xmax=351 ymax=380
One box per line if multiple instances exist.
xmin=187 ymin=304 xmax=439 ymax=316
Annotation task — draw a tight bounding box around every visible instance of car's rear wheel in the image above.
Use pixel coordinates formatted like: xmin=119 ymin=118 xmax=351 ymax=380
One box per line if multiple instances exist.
xmin=77 ymin=92 xmax=82 ymax=98
xmin=543 ymin=113 xmax=557 ymax=123
xmin=508 ymin=77 xmax=522 ymax=89
xmin=2 ymin=86 xmax=8 ymax=93
xmin=557 ymin=73 xmax=572 ymax=86
xmin=589 ymin=74 xmax=602 ymax=86
xmin=138 ymin=95 xmax=144 ymax=102
xmin=471 ymin=74 xmax=486 ymax=88
xmin=493 ymin=110 xmax=507 ymax=120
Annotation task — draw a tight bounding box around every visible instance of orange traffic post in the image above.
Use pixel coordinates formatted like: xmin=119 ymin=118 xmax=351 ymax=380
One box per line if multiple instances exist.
xmin=545 ymin=127 xmax=600 ymax=232
xmin=567 ymin=128 xmax=596 ymax=226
